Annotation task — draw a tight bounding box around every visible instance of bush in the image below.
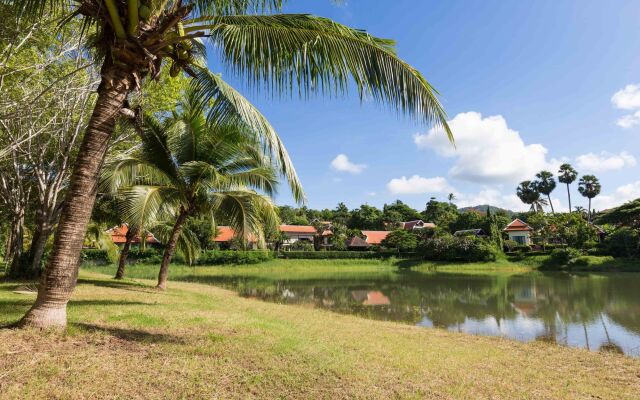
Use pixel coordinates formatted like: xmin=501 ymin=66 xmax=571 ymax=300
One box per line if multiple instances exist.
xmin=288 ymin=241 xmax=315 ymax=251
xmin=81 ymin=249 xmax=110 ymax=264
xmin=549 ymin=248 xmax=582 ymax=265
xmin=604 ymin=228 xmax=639 ymax=258
xmin=503 ymin=240 xmax=518 ymax=251
xmin=419 ymin=235 xmax=498 ymax=262
xmin=380 ymin=229 xmax=418 ymax=251
xmin=513 ymin=245 xmax=532 ymax=253
xmin=279 ymin=251 xmax=385 ymax=259
xmin=198 ymin=250 xmax=274 ymax=265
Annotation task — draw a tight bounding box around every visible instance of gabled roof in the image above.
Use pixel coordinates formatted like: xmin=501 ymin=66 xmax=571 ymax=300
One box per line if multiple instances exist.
xmin=107 ymin=224 xmax=159 ymax=244
xmin=361 ymin=230 xmax=391 ymax=245
xmin=279 ymin=225 xmax=316 ymax=234
xmin=213 ymin=226 xmax=235 ymax=242
xmin=345 ymin=236 xmax=370 ymax=248
xmin=402 ymin=220 xmax=436 ymax=230
xmin=504 ymin=219 xmax=533 ymax=232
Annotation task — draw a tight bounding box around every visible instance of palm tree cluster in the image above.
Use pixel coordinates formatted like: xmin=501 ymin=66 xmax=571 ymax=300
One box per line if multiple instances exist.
xmin=7 ymin=0 xmax=453 ymax=328
xmin=516 ymin=164 xmax=601 ymax=218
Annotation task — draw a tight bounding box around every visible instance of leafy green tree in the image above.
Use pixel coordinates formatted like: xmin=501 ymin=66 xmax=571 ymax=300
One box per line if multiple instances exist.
xmin=422 ymin=199 xmax=458 ymax=228
xmin=381 ymin=229 xmax=418 ymax=252
xmin=107 ymin=89 xmax=294 ymax=289
xmin=517 ymin=181 xmax=545 ymax=213
xmin=535 ymin=171 xmax=557 ymax=213
xmin=596 ymin=199 xmax=640 ymax=229
xmin=11 ymin=0 xmax=452 ymax=328
xmin=333 ymin=202 xmax=351 ymax=226
xmin=349 ymin=204 xmax=384 ymax=230
xmin=383 ymin=200 xmax=422 ymax=224
xmin=558 ymin=163 xmax=578 ymax=213
xmin=449 ymin=210 xmax=485 ymax=233
xmin=578 ymin=175 xmax=601 ymax=222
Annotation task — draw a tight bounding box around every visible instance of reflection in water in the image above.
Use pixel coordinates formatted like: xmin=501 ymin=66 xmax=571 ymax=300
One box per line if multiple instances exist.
xmin=210 ymin=271 xmax=640 ymax=357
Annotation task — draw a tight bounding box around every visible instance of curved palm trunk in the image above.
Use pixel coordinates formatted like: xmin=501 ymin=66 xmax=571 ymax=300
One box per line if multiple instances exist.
xmin=19 ymin=65 xmax=133 ymax=328
xmin=156 ymin=211 xmax=189 ymax=290
xmin=115 ymin=226 xmax=138 ymax=279
xmin=547 ymin=194 xmax=555 ymax=214
xmin=566 ymin=184 xmax=572 ymax=213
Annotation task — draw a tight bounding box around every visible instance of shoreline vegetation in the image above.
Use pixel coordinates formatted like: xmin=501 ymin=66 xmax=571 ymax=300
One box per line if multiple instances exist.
xmin=1 ymin=267 xmax=639 ymax=399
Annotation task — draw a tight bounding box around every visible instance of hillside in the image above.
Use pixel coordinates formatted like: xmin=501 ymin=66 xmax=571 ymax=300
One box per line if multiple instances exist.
xmin=458 ymin=204 xmax=515 ymax=216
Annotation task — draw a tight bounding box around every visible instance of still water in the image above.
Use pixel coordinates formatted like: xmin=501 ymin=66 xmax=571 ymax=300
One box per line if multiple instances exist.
xmin=208 ymin=269 xmax=640 ymax=356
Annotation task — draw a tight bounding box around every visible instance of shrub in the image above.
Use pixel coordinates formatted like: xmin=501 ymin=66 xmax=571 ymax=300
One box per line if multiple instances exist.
xmin=503 ymin=240 xmax=518 ymax=251
xmin=419 ymin=235 xmax=497 ymax=262
xmin=288 ymin=241 xmax=315 ymax=251
xmin=279 ymin=251 xmax=384 ymax=259
xmin=81 ymin=249 xmax=110 ymax=264
xmin=198 ymin=250 xmax=274 ymax=265
xmin=380 ymin=229 xmax=418 ymax=251
xmin=549 ymin=248 xmax=582 ymax=265
xmin=513 ymin=245 xmax=532 ymax=253
xmin=604 ymin=228 xmax=639 ymax=258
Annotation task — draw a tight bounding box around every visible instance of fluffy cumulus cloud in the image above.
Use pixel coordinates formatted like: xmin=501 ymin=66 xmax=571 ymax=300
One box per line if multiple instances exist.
xmin=611 ymin=84 xmax=640 ymax=128
xmin=330 ymin=154 xmax=366 ymax=174
xmin=414 ymin=112 xmax=559 ymax=184
xmin=611 ymin=84 xmax=640 ymax=110
xmin=575 ymin=151 xmax=637 ymax=172
xmin=593 ymin=181 xmax=640 ymax=210
xmin=386 ymin=175 xmax=454 ymax=195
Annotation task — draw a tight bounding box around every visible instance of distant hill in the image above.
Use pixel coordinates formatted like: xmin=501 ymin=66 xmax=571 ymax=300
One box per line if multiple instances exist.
xmin=458 ymin=204 xmax=515 ymax=216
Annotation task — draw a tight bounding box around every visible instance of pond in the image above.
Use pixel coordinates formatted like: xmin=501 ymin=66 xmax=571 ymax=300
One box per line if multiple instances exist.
xmin=206 ymin=268 xmax=640 ymax=356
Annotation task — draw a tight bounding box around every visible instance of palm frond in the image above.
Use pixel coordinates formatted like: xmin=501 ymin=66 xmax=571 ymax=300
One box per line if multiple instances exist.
xmin=190 ymin=68 xmax=305 ymax=203
xmin=190 ymin=14 xmax=452 ymax=142
xmin=190 ymin=0 xmax=284 ymax=17
xmin=152 ymin=222 xmax=201 ymax=265
xmin=5 ymin=0 xmax=68 ymax=20
xmin=118 ymin=185 xmax=183 ymax=230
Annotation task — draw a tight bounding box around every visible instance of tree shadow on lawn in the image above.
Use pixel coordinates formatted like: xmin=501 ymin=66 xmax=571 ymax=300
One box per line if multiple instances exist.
xmin=78 ymin=277 xmax=158 ymax=293
xmin=72 ymin=322 xmax=187 ymax=344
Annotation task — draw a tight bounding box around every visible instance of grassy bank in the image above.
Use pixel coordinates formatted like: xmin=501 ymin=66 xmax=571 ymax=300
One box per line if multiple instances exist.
xmin=1 ymin=269 xmax=639 ymax=399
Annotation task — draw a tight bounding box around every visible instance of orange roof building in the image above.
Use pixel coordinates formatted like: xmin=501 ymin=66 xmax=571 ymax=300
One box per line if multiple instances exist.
xmin=361 ymin=230 xmax=391 ymax=245
xmin=107 ymin=224 xmax=159 ymax=245
xmin=279 ymin=225 xmax=317 ymax=234
xmin=504 ymin=219 xmax=533 ymax=245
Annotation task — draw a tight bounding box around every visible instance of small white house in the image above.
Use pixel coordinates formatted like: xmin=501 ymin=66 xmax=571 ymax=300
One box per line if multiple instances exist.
xmin=279 ymin=225 xmax=316 ymax=246
xmin=504 ymin=219 xmax=533 ymax=245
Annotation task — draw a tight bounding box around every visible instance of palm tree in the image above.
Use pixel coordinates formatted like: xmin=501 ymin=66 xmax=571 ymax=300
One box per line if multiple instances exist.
xmin=558 ymin=164 xmax=578 ymax=213
xmin=13 ymin=1 xmax=452 ymax=327
xmin=107 ymin=89 xmax=288 ymax=289
xmin=516 ymin=181 xmax=544 ymax=213
xmin=578 ymin=175 xmax=601 ymax=223
xmin=535 ymin=171 xmax=556 ymax=213
xmin=447 ymin=193 xmax=456 ymax=204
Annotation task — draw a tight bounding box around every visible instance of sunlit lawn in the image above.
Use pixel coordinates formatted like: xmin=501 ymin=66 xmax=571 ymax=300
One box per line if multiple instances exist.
xmin=1 ymin=261 xmax=639 ymax=399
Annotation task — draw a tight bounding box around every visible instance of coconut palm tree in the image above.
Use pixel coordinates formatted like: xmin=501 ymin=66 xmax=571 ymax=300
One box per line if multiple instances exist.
xmin=107 ymin=89 xmax=286 ymax=289
xmin=558 ymin=164 xmax=578 ymax=213
xmin=12 ymin=1 xmax=452 ymax=327
xmin=535 ymin=171 xmax=556 ymax=213
xmin=447 ymin=193 xmax=456 ymax=204
xmin=516 ymin=181 xmax=544 ymax=213
xmin=578 ymin=175 xmax=601 ymax=223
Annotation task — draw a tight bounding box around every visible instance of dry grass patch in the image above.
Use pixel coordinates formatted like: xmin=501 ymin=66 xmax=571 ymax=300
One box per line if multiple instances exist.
xmin=1 ymin=271 xmax=639 ymax=399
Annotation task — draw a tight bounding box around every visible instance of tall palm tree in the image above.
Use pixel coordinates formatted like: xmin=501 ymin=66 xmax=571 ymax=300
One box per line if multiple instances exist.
xmin=516 ymin=181 xmax=544 ymax=213
xmin=107 ymin=89 xmax=286 ymax=289
xmin=558 ymin=164 xmax=578 ymax=213
xmin=578 ymin=175 xmax=601 ymax=223
xmin=535 ymin=171 xmax=556 ymax=214
xmin=447 ymin=193 xmax=456 ymax=204
xmin=12 ymin=1 xmax=452 ymax=327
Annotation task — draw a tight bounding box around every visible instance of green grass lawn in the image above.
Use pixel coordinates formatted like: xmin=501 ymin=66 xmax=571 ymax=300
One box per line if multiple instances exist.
xmin=1 ymin=261 xmax=639 ymax=399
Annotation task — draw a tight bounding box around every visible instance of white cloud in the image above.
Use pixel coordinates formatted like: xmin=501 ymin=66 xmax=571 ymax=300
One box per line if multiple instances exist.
xmin=386 ymin=175 xmax=454 ymax=195
xmin=592 ymin=181 xmax=640 ymax=210
xmin=611 ymin=84 xmax=640 ymax=110
xmin=575 ymin=151 xmax=636 ymax=172
xmin=330 ymin=154 xmax=366 ymax=174
xmin=616 ymin=110 xmax=640 ymax=129
xmin=414 ymin=112 xmax=559 ymax=184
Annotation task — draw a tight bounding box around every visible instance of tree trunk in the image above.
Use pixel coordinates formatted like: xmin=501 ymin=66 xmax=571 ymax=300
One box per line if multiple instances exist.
xmin=156 ymin=210 xmax=189 ymax=290
xmin=25 ymin=209 xmax=55 ymax=278
xmin=115 ymin=226 xmax=138 ymax=279
xmin=18 ymin=65 xmax=133 ymax=328
xmin=566 ymin=184 xmax=572 ymax=213
xmin=588 ymin=198 xmax=592 ymax=223
xmin=7 ymin=211 xmax=24 ymax=277
xmin=547 ymin=194 xmax=555 ymax=214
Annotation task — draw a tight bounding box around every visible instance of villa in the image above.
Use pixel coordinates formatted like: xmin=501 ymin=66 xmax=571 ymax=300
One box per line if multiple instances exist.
xmin=106 ymin=224 xmax=160 ymax=247
xmin=279 ymin=225 xmax=316 ymax=247
xmin=402 ymin=220 xmax=436 ymax=230
xmin=504 ymin=219 xmax=534 ymax=245
xmin=361 ymin=230 xmax=391 ymax=246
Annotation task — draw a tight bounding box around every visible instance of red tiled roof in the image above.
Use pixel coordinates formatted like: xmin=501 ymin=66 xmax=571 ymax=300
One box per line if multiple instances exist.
xmin=504 ymin=219 xmax=533 ymax=232
xmin=107 ymin=224 xmax=159 ymax=244
xmin=279 ymin=225 xmax=316 ymax=234
xmin=363 ymin=291 xmax=390 ymax=306
xmin=345 ymin=236 xmax=370 ymax=248
xmin=213 ymin=226 xmax=235 ymax=242
xmin=362 ymin=230 xmax=391 ymax=245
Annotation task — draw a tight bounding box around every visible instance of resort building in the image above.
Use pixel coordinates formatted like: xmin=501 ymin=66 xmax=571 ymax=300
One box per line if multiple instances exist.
xmin=279 ymin=225 xmax=316 ymax=246
xmin=107 ymin=224 xmax=161 ymax=247
xmin=345 ymin=236 xmax=370 ymax=250
xmin=504 ymin=219 xmax=534 ymax=245
xmin=361 ymin=230 xmax=391 ymax=246
xmin=401 ymin=220 xmax=436 ymax=230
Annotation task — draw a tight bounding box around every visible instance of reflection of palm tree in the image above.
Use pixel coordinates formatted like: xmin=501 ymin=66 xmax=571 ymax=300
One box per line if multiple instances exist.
xmin=598 ymin=313 xmax=624 ymax=354
xmin=582 ymin=321 xmax=590 ymax=351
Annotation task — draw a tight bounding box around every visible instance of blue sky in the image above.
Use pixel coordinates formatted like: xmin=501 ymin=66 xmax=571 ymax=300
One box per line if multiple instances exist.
xmin=207 ymin=0 xmax=640 ymax=212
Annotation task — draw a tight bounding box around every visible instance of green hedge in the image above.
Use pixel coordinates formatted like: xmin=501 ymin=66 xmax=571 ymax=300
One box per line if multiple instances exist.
xmin=197 ymin=250 xmax=274 ymax=265
xmin=278 ymin=251 xmax=410 ymax=259
xmin=81 ymin=249 xmax=110 ymax=262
